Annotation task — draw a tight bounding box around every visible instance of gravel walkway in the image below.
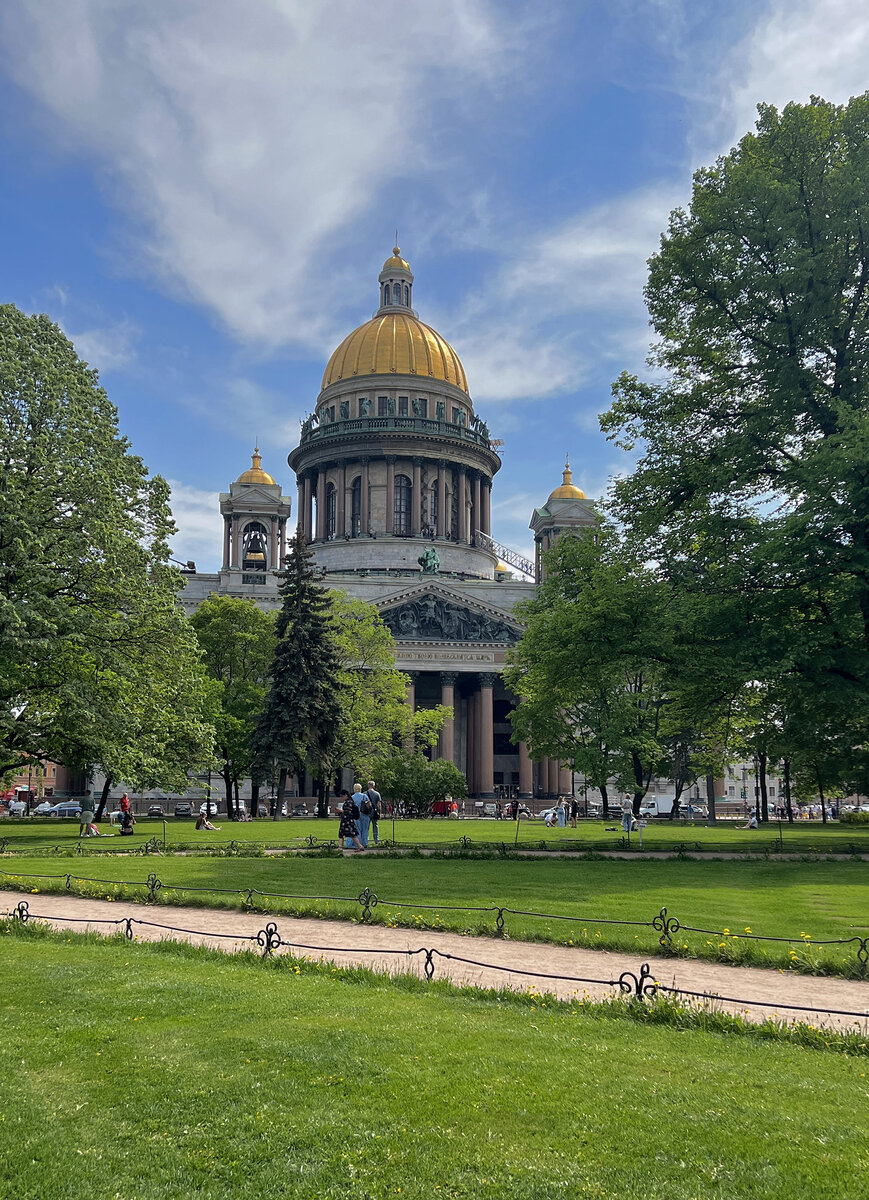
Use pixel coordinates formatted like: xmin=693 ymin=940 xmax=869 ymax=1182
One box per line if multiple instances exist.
xmin=5 ymin=890 xmax=868 ymax=1033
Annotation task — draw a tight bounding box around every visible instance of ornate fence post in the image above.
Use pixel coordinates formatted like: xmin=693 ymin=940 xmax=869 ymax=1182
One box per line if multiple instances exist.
xmin=256 ymin=922 xmax=282 ymax=957
xmin=617 ymin=962 xmax=658 ymax=1000
xmin=652 ymin=906 xmax=681 ymax=948
xmin=145 ymin=873 xmax=162 ymax=904
xmin=357 ymin=887 xmax=378 ymax=922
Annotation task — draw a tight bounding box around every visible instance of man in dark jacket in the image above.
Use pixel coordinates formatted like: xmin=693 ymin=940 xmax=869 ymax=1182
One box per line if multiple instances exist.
xmin=366 ymin=780 xmax=382 ymax=845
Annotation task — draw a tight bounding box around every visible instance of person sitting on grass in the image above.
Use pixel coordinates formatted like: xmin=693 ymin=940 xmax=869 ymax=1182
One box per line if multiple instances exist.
xmin=738 ymin=810 xmax=759 ymax=830
xmin=195 ymin=813 xmax=220 ymax=831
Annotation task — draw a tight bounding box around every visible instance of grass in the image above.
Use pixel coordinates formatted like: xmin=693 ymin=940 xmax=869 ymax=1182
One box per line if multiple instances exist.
xmin=2 ymin=851 xmax=867 ymax=977
xmin=1 ymin=814 xmax=867 ymax=856
xmin=1 ymin=922 xmax=867 ymax=1200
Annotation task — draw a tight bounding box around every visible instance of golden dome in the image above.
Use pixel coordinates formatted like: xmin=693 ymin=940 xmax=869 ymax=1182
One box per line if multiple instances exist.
xmin=322 ymin=311 xmax=468 ymax=393
xmin=382 ymin=245 xmax=411 ymax=273
xmin=494 ymin=561 xmax=510 ymax=574
xmin=236 ymin=447 xmax=276 ymax=486
xmin=548 ymin=457 xmax=586 ymax=501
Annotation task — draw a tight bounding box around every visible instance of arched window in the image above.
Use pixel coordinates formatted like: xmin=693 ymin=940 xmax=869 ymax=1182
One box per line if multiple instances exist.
xmin=404 ymin=284 xmax=409 ymax=306
xmin=351 ymin=477 xmax=362 ymax=536
xmin=429 ymin=483 xmax=438 ymax=530
xmin=326 ymin=483 xmax=336 ymax=540
xmin=383 ymin=285 xmax=390 ymax=306
xmin=394 ymin=474 xmax=412 ymax=536
xmin=393 ymin=282 xmax=401 ymax=304
xmin=242 ymin=521 xmax=268 ymax=570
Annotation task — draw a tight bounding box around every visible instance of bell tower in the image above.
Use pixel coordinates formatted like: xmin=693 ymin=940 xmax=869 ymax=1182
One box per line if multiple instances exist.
xmin=219 ymin=447 xmax=293 ymax=579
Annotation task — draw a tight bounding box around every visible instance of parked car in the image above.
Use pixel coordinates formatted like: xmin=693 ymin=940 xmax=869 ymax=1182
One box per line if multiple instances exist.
xmin=291 ymin=804 xmax=309 ymax=817
xmin=49 ymin=802 xmax=82 ymax=818
xmin=32 ymin=801 xmax=54 ymax=816
xmin=199 ymin=800 xmax=221 ymax=817
xmin=257 ymin=803 xmax=270 ymax=817
xmin=8 ymin=799 xmax=27 ymax=816
xmin=174 ymin=803 xmax=193 ymax=818
xmin=147 ymin=805 xmax=165 ymax=818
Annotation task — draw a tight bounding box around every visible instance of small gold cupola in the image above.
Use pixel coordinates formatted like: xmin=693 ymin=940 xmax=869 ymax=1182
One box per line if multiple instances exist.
xmin=378 ymin=242 xmax=414 ymax=311
xmin=236 ymin=446 xmax=276 ymax=486
xmin=548 ymin=455 xmax=586 ymax=501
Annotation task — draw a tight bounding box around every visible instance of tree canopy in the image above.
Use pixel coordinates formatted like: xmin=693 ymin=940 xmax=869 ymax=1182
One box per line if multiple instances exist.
xmin=601 ymin=93 xmax=869 ymax=798
xmin=0 ymin=304 xmax=215 ymax=785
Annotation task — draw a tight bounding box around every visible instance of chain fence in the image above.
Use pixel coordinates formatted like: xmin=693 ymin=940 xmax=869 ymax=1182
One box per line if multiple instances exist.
xmin=6 ymin=899 xmax=869 ymax=1027
xmin=2 ymin=866 xmax=866 ymax=977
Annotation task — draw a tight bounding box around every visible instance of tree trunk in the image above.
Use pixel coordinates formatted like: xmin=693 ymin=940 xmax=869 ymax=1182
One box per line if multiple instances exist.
xmin=783 ymin=758 xmax=794 ymax=823
xmin=251 ymin=780 xmax=260 ymax=820
xmin=705 ymin=773 xmax=717 ymax=822
xmin=600 ymin=785 xmax=610 ymax=820
xmin=233 ymin=778 xmax=240 ymax=818
xmin=222 ymin=764 xmax=235 ymax=820
xmin=94 ymin=775 xmax=113 ymax=822
xmin=816 ymin=770 xmax=828 ymax=824
xmin=759 ymin=751 xmax=769 ymax=823
xmin=274 ymin=766 xmax=287 ymax=820
xmin=317 ymin=777 xmax=328 ymax=819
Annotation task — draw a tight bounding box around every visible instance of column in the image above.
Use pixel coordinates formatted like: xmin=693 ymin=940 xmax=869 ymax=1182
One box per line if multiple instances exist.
xmin=296 ymin=479 xmax=305 ymax=541
xmin=222 ymin=515 xmax=231 ymax=570
xmin=302 ymin=475 xmax=313 ymax=541
xmin=539 ymin=756 xmax=550 ymax=796
xmin=478 ymin=672 xmax=496 ymax=799
xmin=481 ymin=478 xmax=491 ymax=535
xmin=466 ymin=689 xmax=478 ymax=795
xmin=230 ymin=514 xmax=240 ymax=568
xmin=548 ymin=758 xmax=560 ymax=797
xmin=336 ymin=463 xmax=346 ymax=537
xmin=437 ymin=461 xmax=447 ymax=537
xmin=404 ymin=671 xmax=418 ymax=752
xmin=360 ymin=458 xmax=370 ymax=535
xmin=472 ymin=473 xmax=481 ymax=542
xmin=518 ymin=742 xmax=533 ymax=799
xmin=439 ymin=672 xmax=457 ymax=764
xmin=385 ymin=457 xmax=395 ymax=535
xmin=412 ymin=457 xmax=422 ymax=536
xmin=458 ymin=468 xmax=468 ymax=543
xmin=279 ymin=518 xmax=287 ymax=567
xmin=535 ymin=537 xmax=541 ymax=583
xmin=559 ymin=765 xmax=573 ymax=797
xmin=315 ymin=468 xmax=327 ymax=541
xmin=269 ymin=515 xmax=278 ymax=569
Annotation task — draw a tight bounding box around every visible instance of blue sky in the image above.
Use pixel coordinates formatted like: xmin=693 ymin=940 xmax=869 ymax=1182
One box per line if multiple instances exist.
xmin=2 ymin=1 xmax=868 ymax=568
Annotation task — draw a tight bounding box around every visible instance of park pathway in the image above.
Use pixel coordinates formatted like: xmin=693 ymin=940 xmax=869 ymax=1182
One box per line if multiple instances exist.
xmin=4 ymin=889 xmax=868 ymax=1033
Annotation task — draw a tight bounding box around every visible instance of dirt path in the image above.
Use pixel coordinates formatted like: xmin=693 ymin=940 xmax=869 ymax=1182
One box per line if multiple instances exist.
xmin=5 ymin=890 xmax=868 ymax=1033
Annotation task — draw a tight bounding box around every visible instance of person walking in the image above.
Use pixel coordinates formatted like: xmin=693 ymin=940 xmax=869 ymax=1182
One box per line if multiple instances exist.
xmin=354 ymin=782 xmax=371 ymax=847
xmin=366 ymin=780 xmax=382 ymax=845
xmin=338 ymin=789 xmax=364 ymax=851
xmin=570 ymin=797 xmax=579 ymax=828
xmin=78 ymin=800 xmax=96 ymax=838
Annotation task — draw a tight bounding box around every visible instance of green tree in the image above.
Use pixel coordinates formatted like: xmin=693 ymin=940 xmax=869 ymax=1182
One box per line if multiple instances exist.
xmin=603 ymin=94 xmax=869 ymax=767
xmin=506 ymin=525 xmax=681 ymax=816
xmin=190 ymin=595 xmax=276 ymax=819
xmin=329 ymin=592 xmax=448 ymax=784
xmin=0 ymin=304 xmax=215 ymax=786
xmin=250 ymin=531 xmax=342 ymax=817
xmin=371 ymin=750 xmax=467 ymax=818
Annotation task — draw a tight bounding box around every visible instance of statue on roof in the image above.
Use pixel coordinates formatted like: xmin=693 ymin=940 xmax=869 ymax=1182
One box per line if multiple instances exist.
xmin=418 ymin=546 xmax=440 ymax=575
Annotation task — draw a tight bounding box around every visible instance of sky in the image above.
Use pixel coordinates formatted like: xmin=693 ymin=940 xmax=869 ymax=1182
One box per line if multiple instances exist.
xmin=2 ymin=0 xmax=869 ymax=569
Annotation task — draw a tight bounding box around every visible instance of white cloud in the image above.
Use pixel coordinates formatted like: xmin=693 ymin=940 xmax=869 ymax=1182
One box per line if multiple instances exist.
xmin=703 ymin=0 xmax=869 ymax=159
xmin=178 ymin=376 xmax=305 ymax=463
xmin=0 ymin=0 xmax=513 ymax=348
xmin=64 ymin=318 xmax=139 ymax=373
xmin=167 ymin=480 xmax=223 ymax=572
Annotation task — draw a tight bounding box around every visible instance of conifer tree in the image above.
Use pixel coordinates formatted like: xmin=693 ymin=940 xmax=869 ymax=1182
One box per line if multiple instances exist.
xmin=251 ymin=529 xmax=342 ymax=817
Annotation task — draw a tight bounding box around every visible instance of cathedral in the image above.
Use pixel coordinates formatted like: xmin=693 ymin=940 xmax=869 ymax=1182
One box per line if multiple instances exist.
xmin=181 ymin=247 xmax=596 ymax=800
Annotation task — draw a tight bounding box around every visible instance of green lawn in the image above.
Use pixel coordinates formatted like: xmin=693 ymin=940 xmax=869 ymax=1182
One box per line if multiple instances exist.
xmin=1 ymin=814 xmax=866 ymax=855
xmin=3 ymin=851 xmax=867 ymax=977
xmin=1 ymin=924 xmax=866 ymax=1200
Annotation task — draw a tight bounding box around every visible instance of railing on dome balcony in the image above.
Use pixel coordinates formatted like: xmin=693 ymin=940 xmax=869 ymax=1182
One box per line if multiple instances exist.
xmin=299 ymin=415 xmax=498 ymax=452
xmin=475 ymin=531 xmax=535 ymax=579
